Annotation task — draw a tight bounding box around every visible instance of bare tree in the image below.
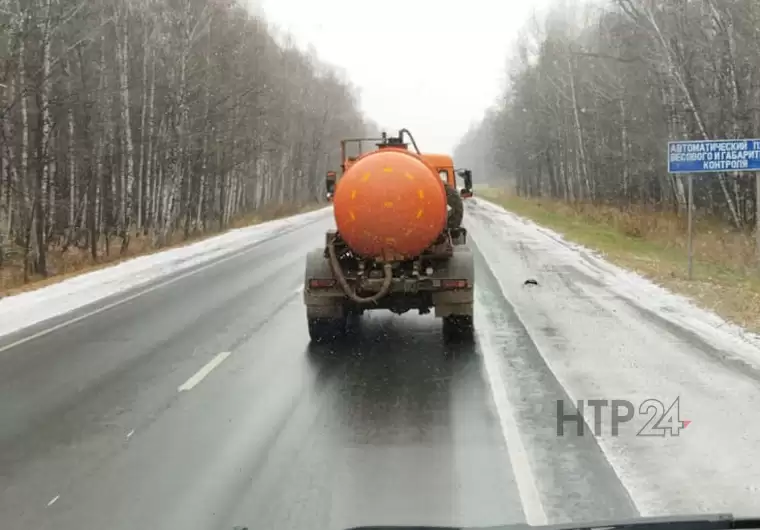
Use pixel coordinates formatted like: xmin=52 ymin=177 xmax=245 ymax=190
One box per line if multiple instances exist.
xmin=454 ymin=0 xmax=760 ymax=232
xmin=0 ymin=0 xmax=372 ymax=285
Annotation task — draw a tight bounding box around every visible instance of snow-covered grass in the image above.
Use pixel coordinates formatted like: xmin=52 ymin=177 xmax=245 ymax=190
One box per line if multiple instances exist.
xmin=0 ymin=207 xmax=330 ymax=339
xmin=468 ymin=197 xmax=760 ymax=517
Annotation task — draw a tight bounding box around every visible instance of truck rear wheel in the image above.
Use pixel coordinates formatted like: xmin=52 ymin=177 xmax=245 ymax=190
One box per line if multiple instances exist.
xmin=442 ymin=315 xmax=474 ymax=343
xmin=308 ymin=316 xmax=347 ymax=343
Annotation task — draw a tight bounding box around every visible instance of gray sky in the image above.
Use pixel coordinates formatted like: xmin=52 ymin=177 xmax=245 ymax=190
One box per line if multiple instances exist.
xmin=255 ymin=0 xmax=549 ymax=154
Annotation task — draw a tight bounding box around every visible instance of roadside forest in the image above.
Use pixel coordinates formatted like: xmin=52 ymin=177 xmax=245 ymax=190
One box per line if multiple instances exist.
xmin=0 ymin=0 xmax=373 ymax=289
xmin=455 ymin=0 xmax=760 ymax=231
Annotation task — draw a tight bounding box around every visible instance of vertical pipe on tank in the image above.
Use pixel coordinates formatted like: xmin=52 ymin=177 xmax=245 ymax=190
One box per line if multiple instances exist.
xmin=340 ymin=140 xmax=346 ymax=174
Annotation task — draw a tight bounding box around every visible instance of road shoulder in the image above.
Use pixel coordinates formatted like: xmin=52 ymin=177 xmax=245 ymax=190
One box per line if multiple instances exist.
xmin=0 ymin=208 xmax=330 ymax=344
xmin=466 ymin=198 xmax=760 ymax=517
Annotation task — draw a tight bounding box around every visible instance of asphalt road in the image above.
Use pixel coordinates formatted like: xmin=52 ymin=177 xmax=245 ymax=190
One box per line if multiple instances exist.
xmin=0 ymin=209 xmax=640 ymax=530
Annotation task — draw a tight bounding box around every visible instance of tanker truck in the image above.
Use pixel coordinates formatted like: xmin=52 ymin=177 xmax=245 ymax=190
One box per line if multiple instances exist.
xmin=303 ymin=129 xmax=474 ymax=343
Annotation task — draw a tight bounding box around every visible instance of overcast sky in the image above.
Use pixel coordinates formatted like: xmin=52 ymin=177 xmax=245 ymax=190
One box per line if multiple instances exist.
xmin=254 ymin=0 xmax=550 ymax=154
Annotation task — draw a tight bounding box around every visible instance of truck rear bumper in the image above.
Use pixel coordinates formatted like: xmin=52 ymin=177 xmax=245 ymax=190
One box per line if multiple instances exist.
xmin=303 ymin=246 xmax=475 ymax=318
xmin=304 ymin=280 xmax=473 ymax=317
xmin=305 ymin=303 xmax=345 ymax=319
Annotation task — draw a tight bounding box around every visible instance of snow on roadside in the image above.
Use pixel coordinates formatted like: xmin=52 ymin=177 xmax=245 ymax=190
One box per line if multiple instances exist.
xmin=471 ymin=198 xmax=760 ymax=364
xmin=467 ymin=197 xmax=760 ymax=517
xmin=0 ymin=207 xmax=330 ymax=339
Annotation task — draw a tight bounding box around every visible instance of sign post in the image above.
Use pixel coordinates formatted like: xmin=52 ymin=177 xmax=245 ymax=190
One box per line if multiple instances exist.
xmin=668 ymin=138 xmax=760 ymax=279
xmin=687 ymin=174 xmax=693 ymax=279
xmin=757 ymin=173 xmax=760 ymax=264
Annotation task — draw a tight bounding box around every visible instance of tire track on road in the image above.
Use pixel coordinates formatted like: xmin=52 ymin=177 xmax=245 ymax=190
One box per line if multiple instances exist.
xmin=470 ymin=230 xmax=640 ymax=523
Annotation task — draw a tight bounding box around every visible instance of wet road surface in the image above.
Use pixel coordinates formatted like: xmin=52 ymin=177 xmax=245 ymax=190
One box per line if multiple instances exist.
xmin=0 ymin=211 xmax=639 ymax=530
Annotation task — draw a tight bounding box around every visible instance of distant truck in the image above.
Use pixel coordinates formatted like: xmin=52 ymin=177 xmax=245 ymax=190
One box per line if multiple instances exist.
xmin=304 ymin=129 xmax=475 ymax=343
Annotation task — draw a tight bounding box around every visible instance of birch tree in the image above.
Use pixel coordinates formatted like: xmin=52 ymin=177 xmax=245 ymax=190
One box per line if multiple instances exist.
xmin=0 ymin=0 xmax=371 ymax=286
xmin=454 ymin=0 xmax=760 ymax=231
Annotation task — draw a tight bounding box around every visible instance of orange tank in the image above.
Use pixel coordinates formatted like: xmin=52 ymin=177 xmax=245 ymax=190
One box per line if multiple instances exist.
xmin=333 ymin=148 xmax=448 ymax=260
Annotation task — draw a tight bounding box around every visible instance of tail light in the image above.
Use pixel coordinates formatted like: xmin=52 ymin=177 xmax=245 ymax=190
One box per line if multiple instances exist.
xmin=309 ymin=278 xmax=336 ymax=288
xmin=441 ymin=279 xmax=469 ymax=289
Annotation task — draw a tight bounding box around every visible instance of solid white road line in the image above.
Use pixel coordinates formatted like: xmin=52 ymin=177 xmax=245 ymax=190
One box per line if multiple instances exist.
xmin=470 ymin=219 xmax=549 ymax=524
xmin=476 ymin=313 xmax=549 ymax=525
xmin=178 ymin=351 xmax=232 ymax=392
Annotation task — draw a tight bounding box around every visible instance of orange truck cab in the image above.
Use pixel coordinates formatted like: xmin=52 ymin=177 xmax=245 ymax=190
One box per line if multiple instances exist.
xmin=325 ymin=137 xmax=474 ymax=202
xmin=419 ymin=153 xmax=474 ymax=198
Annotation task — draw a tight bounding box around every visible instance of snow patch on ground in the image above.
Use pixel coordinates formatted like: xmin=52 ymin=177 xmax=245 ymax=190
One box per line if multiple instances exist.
xmin=468 ymin=198 xmax=760 ymax=517
xmin=472 ymin=198 xmax=760 ymax=364
xmin=0 ymin=208 xmax=330 ymax=339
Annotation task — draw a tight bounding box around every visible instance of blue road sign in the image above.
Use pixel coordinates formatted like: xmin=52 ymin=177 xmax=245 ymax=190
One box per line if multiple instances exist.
xmin=668 ymin=139 xmax=760 ymax=174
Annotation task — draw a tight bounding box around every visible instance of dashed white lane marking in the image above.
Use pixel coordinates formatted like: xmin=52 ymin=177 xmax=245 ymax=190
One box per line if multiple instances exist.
xmin=47 ymin=495 xmax=60 ymax=507
xmin=178 ymin=351 xmax=232 ymax=392
xmin=475 ymin=295 xmax=549 ymax=525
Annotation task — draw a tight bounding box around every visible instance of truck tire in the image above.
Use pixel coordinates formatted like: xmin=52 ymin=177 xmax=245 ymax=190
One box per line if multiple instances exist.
xmin=446 ymin=184 xmax=464 ymax=229
xmin=308 ymin=316 xmax=347 ymax=343
xmin=442 ymin=314 xmax=474 ymax=343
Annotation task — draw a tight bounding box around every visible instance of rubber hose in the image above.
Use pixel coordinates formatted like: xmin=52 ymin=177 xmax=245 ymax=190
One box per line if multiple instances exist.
xmin=328 ymin=240 xmax=393 ymax=304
